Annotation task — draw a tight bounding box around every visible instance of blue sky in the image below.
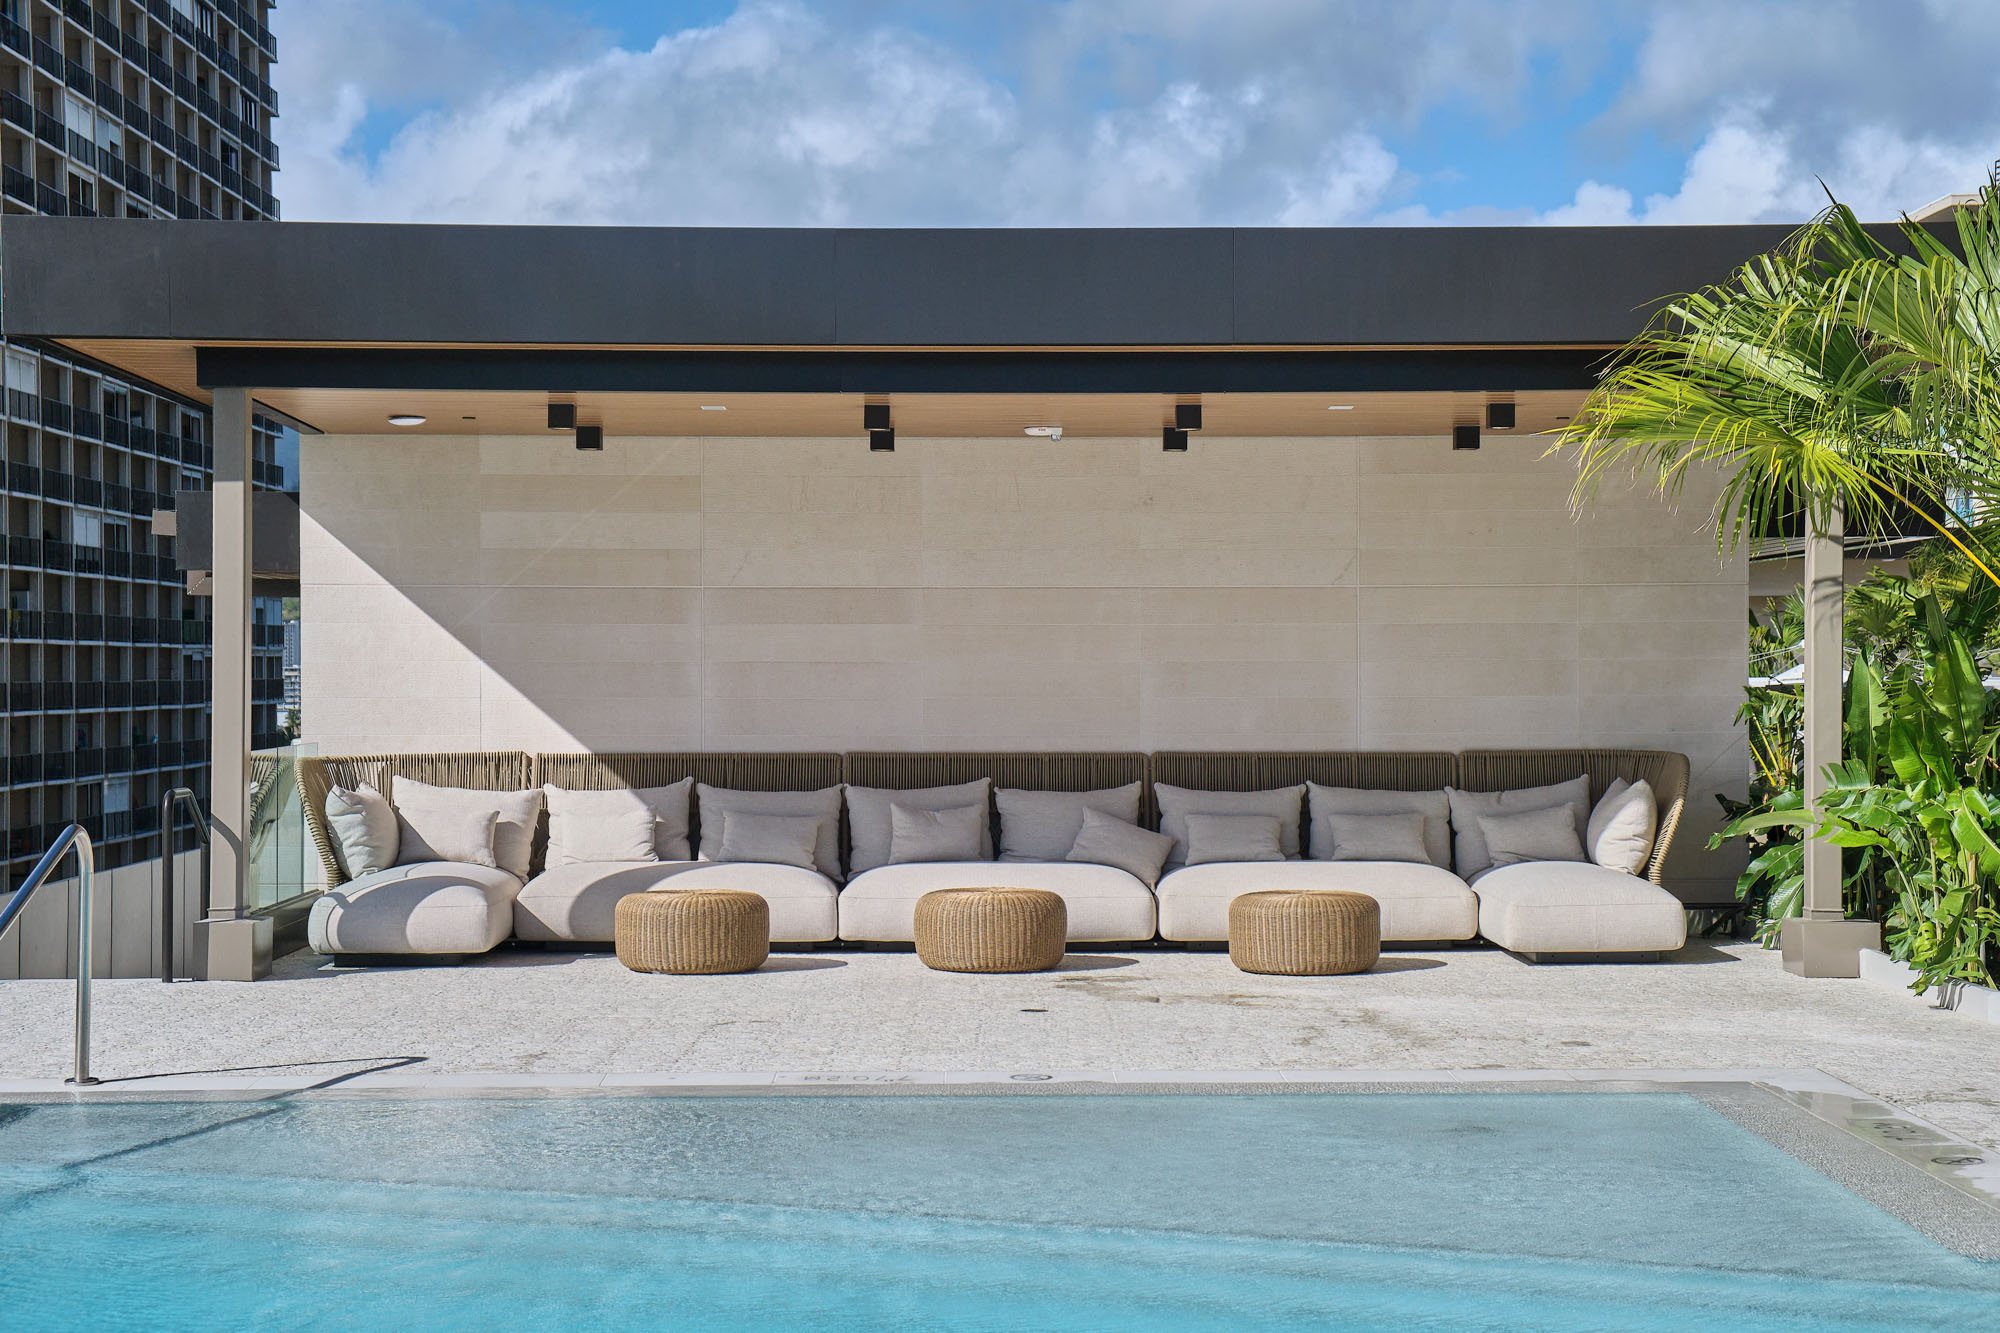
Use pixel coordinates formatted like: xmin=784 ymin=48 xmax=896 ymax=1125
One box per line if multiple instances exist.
xmin=270 ymin=1 xmax=2000 ymax=227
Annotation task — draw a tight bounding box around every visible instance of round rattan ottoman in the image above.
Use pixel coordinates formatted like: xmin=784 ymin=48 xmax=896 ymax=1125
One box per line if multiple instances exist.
xmin=1227 ymin=890 xmax=1380 ymax=976
xmin=913 ymin=887 xmax=1067 ymax=973
xmin=615 ymin=889 xmax=769 ymax=975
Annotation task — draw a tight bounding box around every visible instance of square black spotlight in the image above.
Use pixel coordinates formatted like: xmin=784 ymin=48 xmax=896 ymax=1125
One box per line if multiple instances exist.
xmin=1452 ymin=423 xmax=1481 ymax=451
xmin=1162 ymin=427 xmax=1190 ymax=452
xmin=547 ymin=401 xmax=577 ymax=430
xmin=1486 ymin=402 xmax=1516 ymax=430
xmin=575 ymin=425 xmax=604 ymax=451
xmin=869 ymin=428 xmax=896 ymax=452
xmin=864 ymin=403 xmax=892 ymax=432
xmin=1174 ymin=402 xmax=1203 ymax=431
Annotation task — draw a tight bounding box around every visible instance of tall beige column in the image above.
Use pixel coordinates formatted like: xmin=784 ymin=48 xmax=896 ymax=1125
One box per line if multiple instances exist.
xmin=194 ymin=387 xmax=272 ymax=981
xmin=1782 ymin=498 xmax=1880 ymax=976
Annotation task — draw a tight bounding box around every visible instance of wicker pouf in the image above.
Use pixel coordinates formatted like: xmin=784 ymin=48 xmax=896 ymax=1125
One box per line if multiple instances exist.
xmin=1228 ymin=890 xmax=1380 ymax=976
xmin=615 ymin=889 xmax=769 ymax=975
xmin=913 ymin=888 xmax=1067 ymax=973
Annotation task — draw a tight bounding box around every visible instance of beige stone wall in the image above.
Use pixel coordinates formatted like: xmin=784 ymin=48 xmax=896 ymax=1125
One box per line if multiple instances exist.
xmin=301 ymin=432 xmax=1748 ymax=900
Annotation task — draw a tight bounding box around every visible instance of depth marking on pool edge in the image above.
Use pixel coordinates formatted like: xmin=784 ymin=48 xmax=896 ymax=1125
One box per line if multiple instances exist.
xmin=1771 ymin=1086 xmax=2000 ymax=1216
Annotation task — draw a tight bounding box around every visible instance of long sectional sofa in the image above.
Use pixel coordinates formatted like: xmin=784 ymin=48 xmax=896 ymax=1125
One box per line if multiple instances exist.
xmin=299 ymin=748 xmax=1691 ymax=964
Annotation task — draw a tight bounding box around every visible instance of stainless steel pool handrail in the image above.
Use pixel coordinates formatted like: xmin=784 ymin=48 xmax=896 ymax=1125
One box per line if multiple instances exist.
xmin=0 ymin=824 xmax=100 ymax=1085
xmin=160 ymin=788 xmax=210 ymax=983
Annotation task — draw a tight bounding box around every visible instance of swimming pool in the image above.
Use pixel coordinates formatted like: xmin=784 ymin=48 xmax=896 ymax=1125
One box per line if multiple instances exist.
xmin=1 ymin=1090 xmax=1995 ymax=1330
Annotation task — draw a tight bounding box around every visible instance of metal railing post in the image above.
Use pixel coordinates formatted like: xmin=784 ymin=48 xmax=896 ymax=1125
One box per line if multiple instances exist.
xmin=0 ymin=824 xmax=100 ymax=1085
xmin=160 ymin=788 xmax=211 ymax=983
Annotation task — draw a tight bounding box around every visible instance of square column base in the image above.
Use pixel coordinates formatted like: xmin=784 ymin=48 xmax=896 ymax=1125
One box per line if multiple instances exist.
xmin=195 ymin=916 xmax=273 ymax=982
xmin=1780 ymin=917 xmax=1882 ymax=978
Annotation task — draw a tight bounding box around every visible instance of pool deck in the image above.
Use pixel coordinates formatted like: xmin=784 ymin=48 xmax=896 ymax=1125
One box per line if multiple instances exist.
xmin=2 ymin=940 xmax=1998 ymax=1152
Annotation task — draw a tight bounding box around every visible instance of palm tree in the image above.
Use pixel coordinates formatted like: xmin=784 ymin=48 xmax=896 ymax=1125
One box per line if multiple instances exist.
xmin=1553 ymin=171 xmax=2000 ymax=586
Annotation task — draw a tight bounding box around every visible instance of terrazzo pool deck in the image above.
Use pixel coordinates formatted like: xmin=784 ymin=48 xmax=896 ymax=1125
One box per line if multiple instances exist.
xmin=2 ymin=941 xmax=1997 ymax=1153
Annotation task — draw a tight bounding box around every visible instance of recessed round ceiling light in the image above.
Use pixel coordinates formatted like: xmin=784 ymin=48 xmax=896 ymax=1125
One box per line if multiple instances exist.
xmin=1326 ymin=404 xmax=1355 ymax=411
xmin=387 ymin=414 xmax=427 ymax=427
xmin=1023 ymin=425 xmax=1063 ymax=439
xmin=700 ymin=405 xmax=727 ymax=411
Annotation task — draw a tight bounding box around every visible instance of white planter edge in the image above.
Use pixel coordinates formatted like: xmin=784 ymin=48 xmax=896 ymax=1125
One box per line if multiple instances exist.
xmin=1858 ymin=948 xmax=2000 ymax=1025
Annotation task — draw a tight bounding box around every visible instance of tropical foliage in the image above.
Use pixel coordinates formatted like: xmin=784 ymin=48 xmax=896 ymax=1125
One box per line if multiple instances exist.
xmin=1556 ymin=170 xmax=2000 ymax=993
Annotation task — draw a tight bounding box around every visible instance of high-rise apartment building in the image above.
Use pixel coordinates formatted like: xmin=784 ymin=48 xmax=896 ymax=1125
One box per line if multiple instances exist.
xmin=1 ymin=0 xmax=283 ymax=891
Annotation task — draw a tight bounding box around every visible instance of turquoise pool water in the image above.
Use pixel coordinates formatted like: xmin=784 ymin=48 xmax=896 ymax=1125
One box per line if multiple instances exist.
xmin=1 ymin=1091 xmax=1995 ymax=1330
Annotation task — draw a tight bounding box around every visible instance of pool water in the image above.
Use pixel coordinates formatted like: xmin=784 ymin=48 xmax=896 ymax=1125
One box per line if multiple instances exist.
xmin=1 ymin=1091 xmax=1995 ymax=1330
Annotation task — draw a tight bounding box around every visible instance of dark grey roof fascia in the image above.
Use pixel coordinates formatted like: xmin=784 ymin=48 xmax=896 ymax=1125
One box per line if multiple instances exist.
xmin=0 ymin=216 xmax=1936 ymax=350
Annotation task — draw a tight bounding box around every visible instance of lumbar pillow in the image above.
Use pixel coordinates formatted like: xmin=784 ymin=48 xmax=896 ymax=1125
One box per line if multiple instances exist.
xmin=887 ymin=802 xmax=988 ymax=865
xmin=1308 ymin=783 xmax=1451 ymax=869
xmin=394 ymin=805 xmax=499 ymax=869
xmin=543 ymin=780 xmax=693 ymax=863
xmin=551 ymin=808 xmax=659 ymax=865
xmin=1444 ymin=776 xmax=1590 ymax=879
xmin=713 ymin=812 xmax=822 ymax=871
xmin=1153 ymin=783 xmax=1305 ymax=867
xmin=997 ymin=783 xmax=1143 ymax=862
xmin=1182 ymin=813 xmax=1286 ymax=866
xmin=1478 ymin=806 xmax=1588 ymax=868
xmin=1066 ymin=807 xmax=1176 ymax=886
xmin=845 ymin=779 xmax=992 ymax=874
xmin=1323 ymin=811 xmax=1431 ymax=864
xmin=324 ymin=783 xmax=398 ymax=879
xmin=392 ymin=779 xmax=541 ymax=876
xmin=696 ymin=784 xmax=845 ymax=881
xmin=1586 ymin=777 xmax=1658 ymax=876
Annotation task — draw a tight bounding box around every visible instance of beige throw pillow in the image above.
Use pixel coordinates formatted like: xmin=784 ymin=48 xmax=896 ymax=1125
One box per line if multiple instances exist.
xmin=542 ymin=780 xmax=692 ymax=863
xmin=713 ymin=813 xmax=822 ymax=871
xmin=1066 ymin=807 xmax=1176 ymax=886
xmin=1307 ymin=783 xmax=1452 ymax=869
xmin=696 ymin=785 xmax=845 ymax=881
xmin=1154 ymin=783 xmax=1305 ymax=867
xmin=997 ymin=783 xmax=1144 ymax=862
xmin=324 ymin=782 xmax=398 ymax=878
xmin=845 ymin=780 xmax=992 ymax=874
xmin=1478 ymin=806 xmax=1588 ymax=868
xmin=1183 ymin=813 xmax=1286 ymax=866
xmin=886 ymin=803 xmax=988 ymax=865
xmin=391 ymin=778 xmax=543 ymax=879
xmin=394 ymin=805 xmax=500 ymax=869
xmin=1445 ymin=776 xmax=1590 ymax=879
xmin=1323 ymin=811 xmax=1431 ymax=864
xmin=553 ymin=808 xmax=659 ymax=865
xmin=1586 ymin=777 xmax=1658 ymax=876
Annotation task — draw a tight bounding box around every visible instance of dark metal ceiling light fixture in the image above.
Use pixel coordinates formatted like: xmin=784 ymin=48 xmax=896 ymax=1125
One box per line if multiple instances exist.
xmin=1486 ymin=402 xmax=1516 ymax=430
xmin=1452 ymin=423 xmax=1481 ymax=451
xmin=547 ymin=401 xmax=577 ymax=430
xmin=865 ymin=402 xmax=894 ymax=452
xmin=1162 ymin=427 xmax=1190 ymax=452
xmin=1174 ymin=402 xmax=1203 ymax=431
xmin=575 ymin=424 xmax=604 ymax=451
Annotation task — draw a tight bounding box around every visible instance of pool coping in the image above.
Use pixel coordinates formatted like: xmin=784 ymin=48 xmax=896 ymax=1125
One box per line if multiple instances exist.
xmin=5 ymin=1065 xmax=1997 ymax=1252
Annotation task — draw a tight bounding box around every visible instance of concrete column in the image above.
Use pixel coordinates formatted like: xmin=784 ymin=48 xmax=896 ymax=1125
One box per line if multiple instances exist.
xmin=194 ymin=387 xmax=271 ymax=981
xmin=1782 ymin=497 xmax=1880 ymax=976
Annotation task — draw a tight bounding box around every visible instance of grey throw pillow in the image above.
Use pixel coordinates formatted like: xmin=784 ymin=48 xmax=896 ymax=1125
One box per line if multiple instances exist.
xmin=324 ymin=782 xmax=398 ymax=879
xmin=543 ymin=780 xmax=692 ymax=863
xmin=395 ymin=805 xmax=499 ymax=869
xmin=1065 ymin=807 xmax=1175 ymax=886
xmin=997 ymin=783 xmax=1143 ymax=862
xmin=391 ymin=778 xmax=543 ymax=879
xmin=1478 ymin=806 xmax=1588 ymax=868
xmin=1307 ymin=783 xmax=1451 ymax=869
xmin=887 ymin=802 xmax=988 ymax=865
xmin=845 ymin=779 xmax=992 ymax=874
xmin=696 ymin=784 xmax=845 ymax=881
xmin=1183 ymin=813 xmax=1285 ymax=866
xmin=1323 ymin=811 xmax=1431 ymax=864
xmin=1445 ymin=776 xmax=1590 ymax=878
xmin=1586 ymin=777 xmax=1658 ymax=875
xmin=552 ymin=808 xmax=659 ymax=865
xmin=714 ymin=813 xmax=823 ymax=871
xmin=1154 ymin=783 xmax=1305 ymax=867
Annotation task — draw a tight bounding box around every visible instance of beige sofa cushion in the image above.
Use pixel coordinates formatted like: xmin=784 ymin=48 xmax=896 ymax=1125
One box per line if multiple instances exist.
xmin=1308 ymin=784 xmax=1451 ymax=870
xmin=324 ymin=782 xmax=398 ymax=878
xmin=838 ymin=862 xmax=1156 ymax=943
xmin=543 ymin=780 xmax=693 ymax=863
xmin=696 ymin=784 xmax=845 ymax=882
xmin=514 ymin=860 xmax=838 ymax=943
xmin=1586 ymin=777 xmax=1658 ymax=875
xmin=1155 ymin=860 xmax=1477 ymax=943
xmin=845 ymin=779 xmax=993 ymax=874
xmin=997 ymin=783 xmax=1143 ymax=862
xmin=1445 ymin=776 xmax=1590 ymax=879
xmin=391 ymin=778 xmax=544 ymax=880
xmin=1472 ymin=861 xmax=1686 ymax=955
xmin=307 ymin=861 xmax=522 ymax=955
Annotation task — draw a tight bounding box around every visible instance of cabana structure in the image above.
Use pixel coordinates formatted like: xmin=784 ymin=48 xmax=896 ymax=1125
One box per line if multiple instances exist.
xmin=0 ymin=218 xmax=1876 ymax=979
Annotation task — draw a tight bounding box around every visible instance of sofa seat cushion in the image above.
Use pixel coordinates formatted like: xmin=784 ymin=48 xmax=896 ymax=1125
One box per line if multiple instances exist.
xmin=1472 ymin=862 xmax=1686 ymax=955
xmin=307 ymin=862 xmax=523 ymax=956
xmin=514 ymin=861 xmax=838 ymax=943
xmin=839 ymin=862 xmax=1156 ymax=943
xmin=1156 ymin=861 xmax=1477 ymax=943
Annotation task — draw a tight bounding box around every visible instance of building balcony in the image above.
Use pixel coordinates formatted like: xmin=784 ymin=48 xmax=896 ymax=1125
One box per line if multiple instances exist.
xmin=33 ymin=108 xmax=63 ymax=150
xmin=6 ymin=609 xmax=41 ymax=638
xmin=0 ymin=89 xmax=31 ymax=132
xmin=43 ymin=470 xmax=72 ymax=502
xmin=75 ymin=475 xmax=104 ymax=506
xmin=131 ymin=425 xmax=156 ymax=453
xmin=105 ymin=483 xmax=132 ymax=515
xmin=40 ymin=399 xmax=71 ymax=433
xmin=42 ymin=610 xmax=71 ymax=638
xmin=73 ymin=545 xmax=103 ymax=575
xmin=133 ymin=740 xmax=158 ymax=768
xmin=42 ymin=753 xmax=71 ymax=780
xmin=133 ymin=680 xmax=157 ymax=707
xmin=74 ymin=749 xmax=105 ymax=778
xmin=76 ymin=680 xmax=104 ymax=707
xmin=0 ymin=15 xmax=26 ymax=56
xmin=7 ymin=682 xmax=38 ymax=711
xmin=31 ymin=37 xmax=61 ymax=79
xmin=7 ymin=754 xmax=41 ymax=784
xmin=43 ymin=681 xmax=73 ymax=710
xmin=106 ymin=745 xmax=133 ymax=772
xmin=73 ymin=407 xmax=103 ymax=441
xmin=76 ymin=614 xmax=104 ymax=642
xmin=104 ymin=549 xmax=132 ymax=578
xmin=106 ymin=678 xmax=133 ymax=707
xmin=7 ymin=459 xmax=40 ymax=493
xmin=104 ymin=418 xmax=129 ymax=447
xmin=0 ymin=164 xmax=31 ymax=207
xmin=8 ymin=535 xmax=39 ymax=565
